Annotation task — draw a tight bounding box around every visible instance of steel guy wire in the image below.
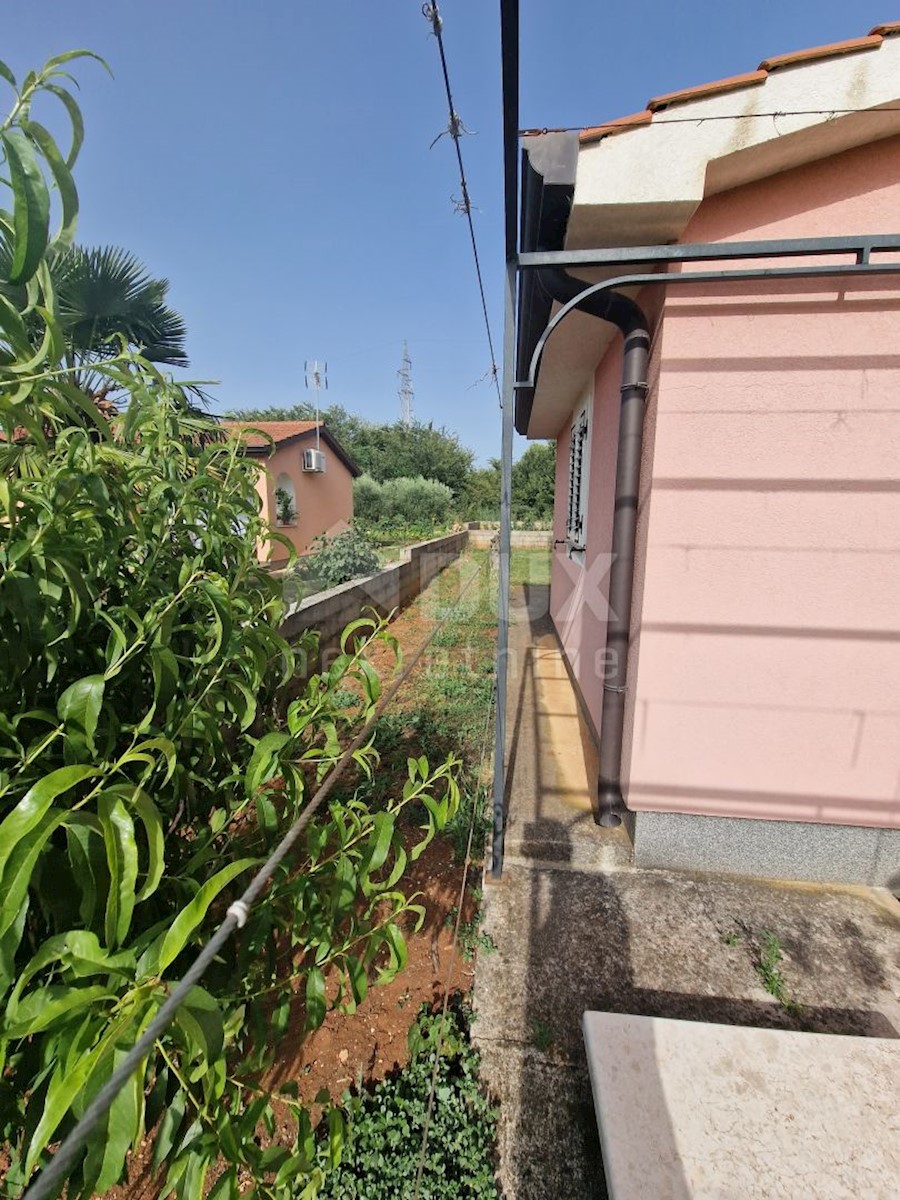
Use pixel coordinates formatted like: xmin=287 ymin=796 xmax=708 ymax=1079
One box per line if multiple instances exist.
xmin=23 ymin=554 xmax=489 ymax=1200
xmin=423 ymin=1 xmax=503 ymax=409
xmin=519 ymin=104 xmax=900 ymax=136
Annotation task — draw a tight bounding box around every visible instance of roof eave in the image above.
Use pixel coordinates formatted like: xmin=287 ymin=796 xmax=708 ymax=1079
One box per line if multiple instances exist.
xmin=514 ymin=132 xmax=578 ymax=436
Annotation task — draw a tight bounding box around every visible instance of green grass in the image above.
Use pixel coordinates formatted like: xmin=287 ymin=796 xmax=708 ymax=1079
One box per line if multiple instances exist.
xmin=375 ymin=544 xmax=406 ymax=566
xmin=330 ymin=553 xmax=497 ymax=857
xmin=444 ymin=785 xmax=492 ymax=862
xmin=309 ymin=555 xmax=504 ymax=1196
xmin=509 ymin=548 xmax=551 ymax=587
xmin=330 ymin=549 xmax=553 ymax=861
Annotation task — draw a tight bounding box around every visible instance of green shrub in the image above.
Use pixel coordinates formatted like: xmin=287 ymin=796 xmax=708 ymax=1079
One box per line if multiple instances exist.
xmin=319 ymin=1001 xmax=499 ymax=1200
xmin=352 ymin=473 xmax=382 ymax=524
xmin=353 ymin=474 xmax=453 ymax=528
xmin=0 ymin=53 xmax=461 ymax=1199
xmin=297 ymin=529 xmax=381 ymax=590
xmin=382 ymin=476 xmax=452 ymax=524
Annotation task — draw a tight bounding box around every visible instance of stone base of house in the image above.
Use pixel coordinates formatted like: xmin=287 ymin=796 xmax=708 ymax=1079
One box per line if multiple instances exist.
xmin=632 ymin=810 xmax=900 ymax=890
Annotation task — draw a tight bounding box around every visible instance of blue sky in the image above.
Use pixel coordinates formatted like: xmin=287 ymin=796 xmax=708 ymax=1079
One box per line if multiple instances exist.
xmin=4 ymin=1 xmax=895 ymax=463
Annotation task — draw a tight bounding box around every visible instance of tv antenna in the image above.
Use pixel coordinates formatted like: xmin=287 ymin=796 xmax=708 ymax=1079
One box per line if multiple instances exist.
xmin=304 ymin=359 xmax=327 ymax=450
xmin=397 ymin=341 xmax=414 ymax=426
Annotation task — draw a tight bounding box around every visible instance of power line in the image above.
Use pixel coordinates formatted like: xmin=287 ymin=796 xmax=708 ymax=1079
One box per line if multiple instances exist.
xmin=23 ymin=565 xmax=488 ymax=1200
xmin=423 ymin=2 xmax=503 ymax=408
xmin=520 ymin=104 xmax=900 ymax=136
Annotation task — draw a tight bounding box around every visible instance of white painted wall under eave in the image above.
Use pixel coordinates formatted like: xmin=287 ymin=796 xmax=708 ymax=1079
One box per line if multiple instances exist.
xmin=571 ymin=39 xmax=900 ymax=243
xmin=526 ymin=36 xmax=900 ymax=440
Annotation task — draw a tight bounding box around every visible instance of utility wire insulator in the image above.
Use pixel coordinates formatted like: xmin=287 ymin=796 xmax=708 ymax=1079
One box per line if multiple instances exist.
xmin=422 ymin=2 xmax=442 ymax=34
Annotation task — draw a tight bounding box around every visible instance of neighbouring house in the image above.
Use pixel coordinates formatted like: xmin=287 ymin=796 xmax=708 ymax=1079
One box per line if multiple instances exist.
xmin=515 ymin=26 xmax=900 ymax=885
xmin=222 ymin=420 xmax=361 ymax=564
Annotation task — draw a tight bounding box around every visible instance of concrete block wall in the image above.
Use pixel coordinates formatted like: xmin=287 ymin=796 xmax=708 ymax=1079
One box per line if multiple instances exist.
xmin=467 ymin=526 xmax=552 ymax=549
xmin=280 ymin=530 xmax=468 ymax=671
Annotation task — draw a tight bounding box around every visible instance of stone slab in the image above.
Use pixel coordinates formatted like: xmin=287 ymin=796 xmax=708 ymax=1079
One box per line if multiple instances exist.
xmin=583 ymin=1011 xmax=900 ymax=1200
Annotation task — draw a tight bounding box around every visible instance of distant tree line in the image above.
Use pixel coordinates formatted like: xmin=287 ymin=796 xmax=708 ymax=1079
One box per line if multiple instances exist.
xmin=224 ymin=403 xmax=473 ymax=498
xmin=462 ymin=443 xmax=556 ymax=522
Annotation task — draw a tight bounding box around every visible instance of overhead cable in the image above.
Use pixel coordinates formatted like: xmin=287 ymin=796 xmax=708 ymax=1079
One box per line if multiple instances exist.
xmin=423 ymin=1 xmax=503 ymax=408
xmin=520 ymin=104 xmax=900 ymax=136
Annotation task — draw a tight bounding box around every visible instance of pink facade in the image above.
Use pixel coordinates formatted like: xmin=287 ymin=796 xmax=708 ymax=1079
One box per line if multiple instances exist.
xmin=256 ymin=440 xmax=354 ymax=565
xmin=551 ymin=136 xmax=900 ymax=831
xmin=223 ymin=422 xmax=358 ymax=565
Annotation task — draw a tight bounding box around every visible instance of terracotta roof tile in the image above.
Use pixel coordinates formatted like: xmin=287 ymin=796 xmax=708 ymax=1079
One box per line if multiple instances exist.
xmin=579 ymin=109 xmax=653 ymax=145
xmin=576 ymin=26 xmax=897 ymax=146
xmin=759 ymin=34 xmax=883 ymax=72
xmin=647 ymin=70 xmax=767 ymax=112
xmin=221 ymin=419 xmax=320 ymax=451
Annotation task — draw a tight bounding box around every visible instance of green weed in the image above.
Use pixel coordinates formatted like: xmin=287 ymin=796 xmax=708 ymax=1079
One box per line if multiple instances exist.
xmin=445 ymin=786 xmax=493 ymax=863
xmin=531 ymin=1019 xmax=555 ymax=1052
xmin=753 ymin=930 xmax=799 ymax=1012
xmin=721 ymin=926 xmax=802 ymax=1016
xmin=445 ymin=893 xmax=496 ymax=963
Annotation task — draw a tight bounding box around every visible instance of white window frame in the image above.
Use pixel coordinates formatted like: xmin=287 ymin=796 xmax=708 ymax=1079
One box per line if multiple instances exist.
xmin=565 ymin=397 xmax=590 ymax=563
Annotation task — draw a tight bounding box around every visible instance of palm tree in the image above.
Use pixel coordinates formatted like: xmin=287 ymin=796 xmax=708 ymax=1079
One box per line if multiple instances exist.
xmin=50 ymin=245 xmax=189 ymax=397
xmin=0 ymin=247 xmax=203 ymax=476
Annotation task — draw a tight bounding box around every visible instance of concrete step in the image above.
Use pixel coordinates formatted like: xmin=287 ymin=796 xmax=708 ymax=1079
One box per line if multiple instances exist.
xmin=475 ymin=1041 xmax=607 ymax=1200
xmin=496 ymin=835 xmax=633 ymax=874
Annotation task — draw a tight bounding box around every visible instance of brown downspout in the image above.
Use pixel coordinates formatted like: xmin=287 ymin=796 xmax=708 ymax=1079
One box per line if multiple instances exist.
xmin=538 ymin=269 xmax=650 ymax=826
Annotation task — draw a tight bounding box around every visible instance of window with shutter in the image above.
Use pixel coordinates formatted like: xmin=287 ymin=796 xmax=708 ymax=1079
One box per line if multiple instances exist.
xmin=565 ymin=403 xmax=590 ymax=561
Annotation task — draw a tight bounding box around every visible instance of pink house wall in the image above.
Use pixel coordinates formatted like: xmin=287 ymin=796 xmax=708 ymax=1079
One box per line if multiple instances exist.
xmin=553 ymin=135 xmax=900 ymax=830
xmin=255 ymin=439 xmax=354 ymax=564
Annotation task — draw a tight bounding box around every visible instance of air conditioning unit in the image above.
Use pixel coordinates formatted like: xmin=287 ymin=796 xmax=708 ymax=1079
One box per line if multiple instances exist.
xmin=302 ymin=449 xmax=326 ymax=473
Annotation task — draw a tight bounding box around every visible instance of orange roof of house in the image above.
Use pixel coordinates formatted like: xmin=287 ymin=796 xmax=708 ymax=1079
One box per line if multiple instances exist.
xmin=221 ymin=418 xmax=361 ymax=476
xmin=578 ymin=24 xmax=900 ymax=145
xmin=220 ymin=419 xmax=321 ymax=451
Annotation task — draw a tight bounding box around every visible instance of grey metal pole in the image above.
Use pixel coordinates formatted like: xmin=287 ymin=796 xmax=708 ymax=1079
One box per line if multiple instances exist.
xmin=492 ymin=0 xmax=518 ymax=879
xmin=491 ymin=258 xmax=516 ymax=878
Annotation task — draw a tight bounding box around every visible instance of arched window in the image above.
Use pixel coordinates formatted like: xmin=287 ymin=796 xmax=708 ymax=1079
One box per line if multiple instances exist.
xmin=274 ymin=473 xmax=297 ymax=526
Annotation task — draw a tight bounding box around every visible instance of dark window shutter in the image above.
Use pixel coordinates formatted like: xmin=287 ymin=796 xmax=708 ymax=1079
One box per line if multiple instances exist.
xmin=567 ymin=410 xmax=588 ymax=551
